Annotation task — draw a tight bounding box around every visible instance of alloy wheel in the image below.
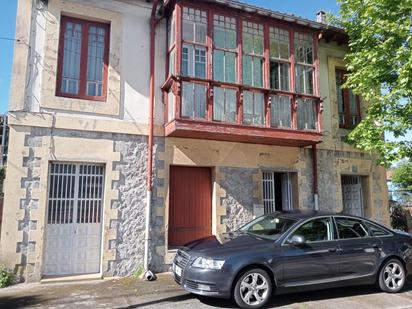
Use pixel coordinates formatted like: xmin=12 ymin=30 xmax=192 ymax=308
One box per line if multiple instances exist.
xmin=239 ymin=273 xmax=269 ymax=306
xmin=383 ymin=262 xmax=405 ymax=290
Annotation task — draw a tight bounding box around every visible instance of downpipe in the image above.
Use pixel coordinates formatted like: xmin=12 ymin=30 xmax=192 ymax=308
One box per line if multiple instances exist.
xmin=143 ymin=0 xmax=160 ymax=282
xmin=143 ymin=191 xmax=156 ymax=281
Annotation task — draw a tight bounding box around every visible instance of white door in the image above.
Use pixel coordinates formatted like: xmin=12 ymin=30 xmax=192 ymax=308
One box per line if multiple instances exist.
xmin=44 ymin=163 xmax=105 ymax=276
xmin=342 ymin=175 xmax=363 ymax=217
xmin=281 ymin=173 xmax=293 ymax=211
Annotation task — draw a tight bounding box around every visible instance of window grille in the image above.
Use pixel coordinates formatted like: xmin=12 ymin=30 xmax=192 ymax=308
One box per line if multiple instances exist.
xmin=47 ymin=163 xmax=105 ymax=225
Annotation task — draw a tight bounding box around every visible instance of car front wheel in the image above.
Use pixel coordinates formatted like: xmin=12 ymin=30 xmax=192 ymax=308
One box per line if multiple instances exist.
xmin=378 ymin=258 xmax=406 ymax=293
xmin=233 ymin=268 xmax=272 ymax=309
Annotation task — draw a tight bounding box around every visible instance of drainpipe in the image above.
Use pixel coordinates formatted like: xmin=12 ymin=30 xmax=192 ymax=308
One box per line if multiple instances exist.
xmin=312 ymin=144 xmax=319 ymax=211
xmin=144 ymin=0 xmax=160 ymax=282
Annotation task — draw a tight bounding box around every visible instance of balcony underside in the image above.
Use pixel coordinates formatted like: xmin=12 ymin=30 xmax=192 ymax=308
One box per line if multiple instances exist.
xmin=165 ymin=119 xmax=323 ymax=147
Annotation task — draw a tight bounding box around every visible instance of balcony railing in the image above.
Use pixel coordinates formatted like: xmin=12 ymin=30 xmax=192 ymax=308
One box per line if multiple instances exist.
xmin=164 ymin=77 xmax=323 ymax=147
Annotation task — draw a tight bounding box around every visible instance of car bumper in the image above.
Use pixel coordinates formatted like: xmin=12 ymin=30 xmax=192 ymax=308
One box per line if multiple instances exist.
xmin=173 ymin=266 xmax=232 ymax=299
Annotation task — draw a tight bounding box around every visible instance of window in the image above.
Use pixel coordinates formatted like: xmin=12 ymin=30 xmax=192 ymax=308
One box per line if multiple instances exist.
xmin=242 ymin=21 xmax=264 ymax=87
xmin=290 ymin=217 xmax=333 ymax=243
xmin=213 ymin=15 xmax=237 ymax=83
xmin=167 ymin=12 xmax=176 ymax=76
xmin=182 ymin=45 xmax=206 ymax=78
xmin=336 ymin=69 xmax=361 ymax=127
xmin=271 ymin=95 xmax=291 ymax=128
xmin=57 ymin=16 xmax=109 ymax=100
xmin=213 ymin=87 xmax=237 ymax=123
xmin=182 ymin=82 xmax=207 ymax=119
xmin=181 ymin=8 xmax=207 ymax=78
xmin=365 ymin=222 xmax=391 ymax=237
xmin=297 ymin=98 xmax=317 ymax=130
xmin=335 ymin=217 xmax=369 ymax=239
xmin=167 ymin=90 xmax=175 ymax=122
xmin=48 ymin=163 xmax=105 ymax=225
xmin=295 ymin=32 xmax=314 ymax=94
xmin=269 ymin=27 xmax=290 ymax=91
xmin=243 ymin=91 xmax=264 ymax=126
xmin=263 ymin=171 xmax=294 ymax=214
xmin=182 ymin=7 xmax=207 ymax=44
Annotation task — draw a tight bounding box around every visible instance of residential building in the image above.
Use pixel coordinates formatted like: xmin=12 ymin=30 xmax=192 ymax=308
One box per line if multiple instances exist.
xmin=0 ymin=0 xmax=389 ymax=282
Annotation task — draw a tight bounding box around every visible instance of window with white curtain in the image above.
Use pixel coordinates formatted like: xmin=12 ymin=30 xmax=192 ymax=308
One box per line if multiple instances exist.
xmin=271 ymin=95 xmax=291 ymax=128
xmin=213 ymin=87 xmax=237 ymax=123
xmin=58 ymin=16 xmax=109 ymax=100
xmin=297 ymin=98 xmax=317 ymax=130
xmin=182 ymin=82 xmax=207 ymax=119
xmin=243 ymin=91 xmax=265 ymax=126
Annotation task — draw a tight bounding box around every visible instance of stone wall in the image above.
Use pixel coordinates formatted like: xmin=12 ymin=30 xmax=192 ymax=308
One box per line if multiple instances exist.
xmin=110 ymin=136 xmax=166 ymax=276
xmin=219 ymin=167 xmax=260 ymax=232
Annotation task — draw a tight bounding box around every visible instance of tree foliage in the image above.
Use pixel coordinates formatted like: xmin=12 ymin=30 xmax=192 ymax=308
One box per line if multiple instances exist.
xmin=392 ymin=161 xmax=412 ymax=190
xmin=337 ymin=0 xmax=412 ymax=165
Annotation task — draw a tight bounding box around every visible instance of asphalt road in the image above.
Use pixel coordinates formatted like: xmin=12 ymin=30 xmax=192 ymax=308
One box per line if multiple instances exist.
xmin=0 ymin=273 xmax=412 ymax=308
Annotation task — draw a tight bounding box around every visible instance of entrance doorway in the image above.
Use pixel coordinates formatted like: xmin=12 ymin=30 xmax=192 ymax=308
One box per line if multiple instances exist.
xmin=263 ymin=172 xmax=296 ymax=214
xmin=44 ymin=163 xmax=105 ymax=276
xmin=341 ymin=175 xmax=364 ymax=217
xmin=168 ymin=166 xmax=212 ymax=247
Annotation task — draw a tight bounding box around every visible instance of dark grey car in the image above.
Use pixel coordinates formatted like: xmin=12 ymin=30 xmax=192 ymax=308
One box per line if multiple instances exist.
xmin=172 ymin=211 xmax=412 ymax=308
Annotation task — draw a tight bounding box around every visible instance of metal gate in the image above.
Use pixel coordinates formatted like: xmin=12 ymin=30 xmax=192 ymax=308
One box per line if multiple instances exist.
xmin=342 ymin=175 xmax=363 ymax=217
xmin=44 ymin=163 xmax=105 ymax=276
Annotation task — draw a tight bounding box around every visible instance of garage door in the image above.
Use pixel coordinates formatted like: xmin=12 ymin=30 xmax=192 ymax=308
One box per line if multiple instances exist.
xmin=169 ymin=166 xmax=212 ymax=247
xmin=44 ymin=163 xmax=105 ymax=276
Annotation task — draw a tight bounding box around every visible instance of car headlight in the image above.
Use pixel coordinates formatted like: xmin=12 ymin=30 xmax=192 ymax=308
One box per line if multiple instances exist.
xmin=192 ymin=257 xmax=225 ymax=270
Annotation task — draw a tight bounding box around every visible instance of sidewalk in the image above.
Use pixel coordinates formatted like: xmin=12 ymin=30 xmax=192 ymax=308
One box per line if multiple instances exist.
xmin=0 ymin=273 xmax=412 ymax=308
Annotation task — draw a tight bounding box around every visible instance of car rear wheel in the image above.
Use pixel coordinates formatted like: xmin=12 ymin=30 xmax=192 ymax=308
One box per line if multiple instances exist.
xmin=233 ymin=268 xmax=272 ymax=309
xmin=378 ymin=259 xmax=406 ymax=293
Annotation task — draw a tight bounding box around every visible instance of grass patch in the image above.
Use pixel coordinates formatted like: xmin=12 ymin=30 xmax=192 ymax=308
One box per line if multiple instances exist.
xmin=132 ymin=265 xmax=144 ymax=279
xmin=0 ymin=265 xmax=14 ymax=288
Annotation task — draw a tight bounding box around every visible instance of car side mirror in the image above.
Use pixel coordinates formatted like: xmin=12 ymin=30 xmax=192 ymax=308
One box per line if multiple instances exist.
xmin=288 ymin=235 xmax=306 ymax=246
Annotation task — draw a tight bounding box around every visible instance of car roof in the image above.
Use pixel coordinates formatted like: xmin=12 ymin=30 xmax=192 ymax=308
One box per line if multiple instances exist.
xmin=273 ymin=210 xmax=347 ymax=220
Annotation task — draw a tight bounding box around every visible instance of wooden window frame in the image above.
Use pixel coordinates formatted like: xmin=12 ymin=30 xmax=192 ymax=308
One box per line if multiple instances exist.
xmin=56 ymin=16 xmax=110 ymax=102
xmin=164 ymin=0 xmax=322 ymax=133
xmin=336 ymin=68 xmax=361 ymax=129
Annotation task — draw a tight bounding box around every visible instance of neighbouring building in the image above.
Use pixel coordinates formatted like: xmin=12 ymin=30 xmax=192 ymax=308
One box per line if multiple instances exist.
xmin=0 ymin=0 xmax=389 ymax=282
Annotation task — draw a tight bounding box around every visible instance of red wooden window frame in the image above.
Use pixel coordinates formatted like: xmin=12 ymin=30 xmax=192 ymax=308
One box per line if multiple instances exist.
xmin=336 ymin=69 xmax=361 ymax=129
xmin=56 ymin=16 xmax=110 ymax=102
xmin=164 ymin=0 xmax=322 ymax=132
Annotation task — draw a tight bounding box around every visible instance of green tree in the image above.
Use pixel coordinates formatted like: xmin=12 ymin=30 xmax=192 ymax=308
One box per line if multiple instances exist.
xmin=391 ymin=161 xmax=412 ymax=190
xmin=337 ymin=0 xmax=412 ymax=165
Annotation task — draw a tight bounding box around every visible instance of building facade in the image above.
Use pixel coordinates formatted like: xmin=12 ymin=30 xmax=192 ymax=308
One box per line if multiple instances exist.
xmin=0 ymin=0 xmax=389 ymax=282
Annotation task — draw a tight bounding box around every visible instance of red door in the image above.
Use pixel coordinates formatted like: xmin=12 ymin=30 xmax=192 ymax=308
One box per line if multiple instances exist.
xmin=169 ymin=166 xmax=212 ymax=247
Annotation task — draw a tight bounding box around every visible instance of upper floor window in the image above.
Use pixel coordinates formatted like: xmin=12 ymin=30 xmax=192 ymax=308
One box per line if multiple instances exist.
xmin=57 ymin=16 xmax=110 ymax=101
xmin=213 ymin=15 xmax=237 ymax=83
xmin=336 ymin=69 xmax=361 ymax=128
xmin=182 ymin=8 xmax=207 ymax=78
xmin=295 ymin=32 xmax=314 ymax=95
xmin=242 ymin=21 xmax=264 ymax=87
xmin=269 ymin=27 xmax=290 ymax=91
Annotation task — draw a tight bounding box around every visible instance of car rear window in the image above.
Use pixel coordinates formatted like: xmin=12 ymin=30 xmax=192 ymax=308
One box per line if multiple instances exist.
xmin=365 ymin=222 xmax=391 ymax=237
xmin=335 ymin=217 xmax=369 ymax=239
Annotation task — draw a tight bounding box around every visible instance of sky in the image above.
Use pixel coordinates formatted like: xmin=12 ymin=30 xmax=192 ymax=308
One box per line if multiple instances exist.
xmin=0 ymin=0 xmax=339 ymax=114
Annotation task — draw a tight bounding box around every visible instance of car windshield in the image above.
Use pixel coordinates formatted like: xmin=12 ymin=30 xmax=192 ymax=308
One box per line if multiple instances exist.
xmin=240 ymin=214 xmax=297 ymax=241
